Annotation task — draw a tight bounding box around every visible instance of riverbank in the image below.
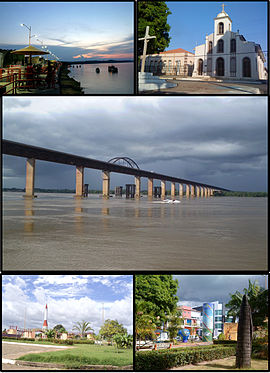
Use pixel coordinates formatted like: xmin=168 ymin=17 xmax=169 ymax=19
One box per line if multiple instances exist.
xmin=59 ymin=63 xmax=83 ymax=95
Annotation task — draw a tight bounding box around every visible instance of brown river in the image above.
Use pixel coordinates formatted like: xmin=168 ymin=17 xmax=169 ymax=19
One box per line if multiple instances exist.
xmin=2 ymin=193 xmax=267 ymax=271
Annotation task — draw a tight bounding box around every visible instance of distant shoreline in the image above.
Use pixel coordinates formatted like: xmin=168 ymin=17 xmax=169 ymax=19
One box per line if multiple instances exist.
xmin=3 ymin=189 xmax=267 ymax=197
xmin=63 ymin=60 xmax=133 ymax=65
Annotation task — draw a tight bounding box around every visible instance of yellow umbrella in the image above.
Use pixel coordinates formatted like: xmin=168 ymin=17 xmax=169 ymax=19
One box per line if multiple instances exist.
xmin=11 ymin=45 xmax=49 ymax=64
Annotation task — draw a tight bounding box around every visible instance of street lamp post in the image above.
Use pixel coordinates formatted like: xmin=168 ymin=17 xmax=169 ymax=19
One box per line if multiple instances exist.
xmin=20 ymin=23 xmax=37 ymax=46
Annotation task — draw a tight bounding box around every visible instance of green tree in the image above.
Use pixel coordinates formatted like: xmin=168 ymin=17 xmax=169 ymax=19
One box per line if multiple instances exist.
xmin=138 ymin=1 xmax=171 ymax=55
xmin=53 ymin=324 xmax=67 ymax=333
xmin=72 ymin=321 xmax=93 ymax=339
xmin=225 ymin=280 xmax=268 ymax=328
xmin=99 ymin=319 xmax=127 ymax=340
xmin=135 ymin=275 xmax=179 ymax=323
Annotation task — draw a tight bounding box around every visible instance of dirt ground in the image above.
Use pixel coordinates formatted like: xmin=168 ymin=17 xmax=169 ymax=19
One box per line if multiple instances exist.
xmin=169 ymin=356 xmax=268 ymax=370
xmin=141 ymin=79 xmax=267 ymax=95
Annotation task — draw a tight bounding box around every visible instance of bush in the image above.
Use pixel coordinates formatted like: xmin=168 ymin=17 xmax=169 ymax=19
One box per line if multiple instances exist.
xmin=252 ymin=337 xmax=268 ymax=360
xmin=213 ymin=340 xmax=237 ymax=345
xmin=135 ymin=345 xmax=236 ymax=371
xmin=52 ymin=339 xmax=74 ymax=345
xmin=71 ymin=339 xmax=95 ymax=344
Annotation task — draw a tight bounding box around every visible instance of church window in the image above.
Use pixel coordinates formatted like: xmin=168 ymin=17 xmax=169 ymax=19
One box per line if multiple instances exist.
xmin=208 ymin=41 xmax=213 ymax=54
xmin=218 ymin=22 xmax=224 ymax=34
xmin=168 ymin=60 xmax=172 ymax=73
xmin=230 ymin=39 xmax=236 ymax=53
xmin=230 ymin=57 xmax=236 ymax=77
xmin=243 ymin=57 xmax=251 ymax=77
xmin=216 ymin=58 xmax=224 ymax=76
xmin=217 ymin=39 xmax=224 ymax=53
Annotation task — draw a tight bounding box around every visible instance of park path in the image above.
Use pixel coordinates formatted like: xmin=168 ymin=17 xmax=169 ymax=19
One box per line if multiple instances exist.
xmin=2 ymin=341 xmax=70 ymax=359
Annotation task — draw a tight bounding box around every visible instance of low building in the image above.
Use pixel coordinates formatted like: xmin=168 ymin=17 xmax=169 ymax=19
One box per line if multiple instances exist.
xmin=142 ymin=48 xmax=194 ymax=76
xmin=178 ymin=306 xmax=202 ymax=337
xmin=224 ymin=322 xmax=238 ymax=341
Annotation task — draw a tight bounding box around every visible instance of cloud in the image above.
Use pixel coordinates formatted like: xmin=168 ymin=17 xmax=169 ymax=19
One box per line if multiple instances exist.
xmin=2 ymin=275 xmax=133 ymax=334
xmin=2 ymin=96 xmax=267 ymax=191
xmin=174 ymin=275 xmax=267 ymax=307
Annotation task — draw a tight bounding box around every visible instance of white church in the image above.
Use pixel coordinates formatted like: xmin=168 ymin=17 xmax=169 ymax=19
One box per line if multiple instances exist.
xmin=192 ymin=4 xmax=267 ymax=80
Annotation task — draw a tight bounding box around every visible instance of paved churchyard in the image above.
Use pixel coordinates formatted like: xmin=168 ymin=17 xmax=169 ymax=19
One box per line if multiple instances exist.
xmin=141 ymin=79 xmax=267 ymax=95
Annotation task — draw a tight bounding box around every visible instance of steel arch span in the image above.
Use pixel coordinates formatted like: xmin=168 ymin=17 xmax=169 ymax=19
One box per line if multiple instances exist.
xmin=108 ymin=157 xmax=140 ymax=169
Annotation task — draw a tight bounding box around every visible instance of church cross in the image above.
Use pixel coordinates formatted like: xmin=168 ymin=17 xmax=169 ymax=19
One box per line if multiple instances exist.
xmin=138 ymin=25 xmax=156 ymax=72
xmin=221 ymin=3 xmax=226 ymax=12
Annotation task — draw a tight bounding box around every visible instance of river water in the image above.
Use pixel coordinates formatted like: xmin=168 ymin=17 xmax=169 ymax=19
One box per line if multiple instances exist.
xmin=2 ymin=193 xmax=267 ymax=271
xmin=68 ymin=62 xmax=134 ymax=94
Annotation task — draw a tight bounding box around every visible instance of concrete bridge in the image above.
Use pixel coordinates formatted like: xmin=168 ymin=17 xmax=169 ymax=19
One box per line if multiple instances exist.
xmin=3 ymin=139 xmax=230 ymax=198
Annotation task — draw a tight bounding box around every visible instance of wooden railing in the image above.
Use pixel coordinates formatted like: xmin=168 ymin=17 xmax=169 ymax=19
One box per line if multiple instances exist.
xmin=0 ymin=72 xmax=56 ymax=95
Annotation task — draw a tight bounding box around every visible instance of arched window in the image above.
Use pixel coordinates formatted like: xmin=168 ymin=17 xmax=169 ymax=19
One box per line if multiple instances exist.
xmin=217 ymin=39 xmax=224 ymax=53
xmin=198 ymin=59 xmax=203 ymax=75
xmin=208 ymin=41 xmax=213 ymax=54
xmin=216 ymin=58 xmax=224 ymax=76
xmin=218 ymin=22 xmax=224 ymax=34
xmin=230 ymin=39 xmax=236 ymax=53
xmin=230 ymin=57 xmax=236 ymax=77
xmin=243 ymin=57 xmax=251 ymax=77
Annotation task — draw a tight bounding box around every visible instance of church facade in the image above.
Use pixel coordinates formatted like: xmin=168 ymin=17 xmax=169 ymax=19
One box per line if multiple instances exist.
xmin=192 ymin=5 xmax=267 ymax=80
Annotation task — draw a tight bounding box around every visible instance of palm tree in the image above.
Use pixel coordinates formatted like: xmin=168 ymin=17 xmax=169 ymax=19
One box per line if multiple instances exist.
xmin=72 ymin=321 xmax=93 ymax=339
xmin=236 ymin=295 xmax=253 ymax=368
xmin=226 ymin=280 xmax=268 ymax=328
xmin=45 ymin=329 xmax=56 ymax=339
xmin=135 ymin=301 xmax=157 ymax=349
xmin=166 ymin=310 xmax=184 ymax=343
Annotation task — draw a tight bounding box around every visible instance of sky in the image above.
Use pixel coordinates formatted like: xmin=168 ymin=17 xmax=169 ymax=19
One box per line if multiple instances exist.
xmin=166 ymin=1 xmax=267 ymax=56
xmin=2 ymin=275 xmax=133 ymax=333
xmin=3 ymin=96 xmax=267 ymax=192
xmin=174 ymin=274 xmax=268 ymax=308
xmin=0 ymin=2 xmax=134 ymax=61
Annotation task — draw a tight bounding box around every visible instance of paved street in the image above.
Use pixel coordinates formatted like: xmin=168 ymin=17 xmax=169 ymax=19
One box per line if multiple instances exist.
xmin=2 ymin=341 xmax=70 ymax=360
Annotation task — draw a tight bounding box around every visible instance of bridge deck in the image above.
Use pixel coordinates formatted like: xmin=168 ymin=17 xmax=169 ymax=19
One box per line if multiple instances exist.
xmin=2 ymin=139 xmax=229 ymax=191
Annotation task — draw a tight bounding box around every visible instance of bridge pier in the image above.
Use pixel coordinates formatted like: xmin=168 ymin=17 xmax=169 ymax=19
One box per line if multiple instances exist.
xmin=179 ymin=183 xmax=183 ymax=197
xmin=210 ymin=189 xmax=214 ymax=196
xmin=75 ymin=166 xmax=84 ymax=198
xmin=207 ymin=188 xmax=211 ymax=197
xmin=135 ymin=176 xmax=141 ymax=199
xmin=102 ymin=171 xmax=110 ymax=198
xmin=186 ymin=184 xmax=190 ymax=197
xmin=161 ymin=180 xmax=166 ymax=198
xmin=171 ymin=182 xmax=175 ymax=198
xmin=200 ymin=186 xmax=204 ymax=197
xmin=148 ymin=178 xmax=153 ymax=197
xmin=24 ymin=158 xmax=36 ymax=198
xmin=196 ymin=185 xmax=200 ymax=197
xmin=191 ymin=185 xmax=195 ymax=197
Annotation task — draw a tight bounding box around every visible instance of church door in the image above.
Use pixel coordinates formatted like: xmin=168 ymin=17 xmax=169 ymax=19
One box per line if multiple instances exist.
xmin=243 ymin=57 xmax=251 ymax=77
xmin=198 ymin=59 xmax=203 ymax=75
xmin=216 ymin=58 xmax=224 ymax=76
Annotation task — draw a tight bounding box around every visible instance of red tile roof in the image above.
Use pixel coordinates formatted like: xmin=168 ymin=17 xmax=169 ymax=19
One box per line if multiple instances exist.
xmin=160 ymin=48 xmax=194 ymax=55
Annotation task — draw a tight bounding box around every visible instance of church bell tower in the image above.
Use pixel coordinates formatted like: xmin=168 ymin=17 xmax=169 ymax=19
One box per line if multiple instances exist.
xmin=214 ymin=3 xmax=232 ymax=37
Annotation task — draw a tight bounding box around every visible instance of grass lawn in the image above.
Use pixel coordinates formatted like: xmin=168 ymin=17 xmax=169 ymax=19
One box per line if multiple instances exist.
xmin=173 ymin=357 xmax=268 ymax=370
xmin=17 ymin=343 xmax=133 ymax=368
